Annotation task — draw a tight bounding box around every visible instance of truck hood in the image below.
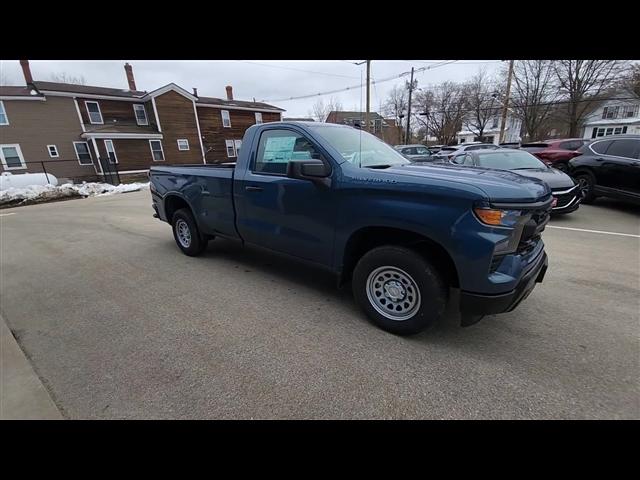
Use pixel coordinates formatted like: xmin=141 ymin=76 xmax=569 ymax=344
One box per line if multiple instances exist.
xmin=386 ymin=163 xmax=551 ymax=203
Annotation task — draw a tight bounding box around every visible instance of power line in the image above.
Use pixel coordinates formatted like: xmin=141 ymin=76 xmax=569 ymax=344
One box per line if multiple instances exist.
xmin=261 ymin=61 xmax=459 ymax=103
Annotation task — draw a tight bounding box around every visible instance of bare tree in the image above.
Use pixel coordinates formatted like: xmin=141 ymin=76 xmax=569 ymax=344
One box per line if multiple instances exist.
xmin=382 ymin=85 xmax=408 ymax=142
xmin=619 ymin=62 xmax=640 ymax=97
xmin=462 ymin=68 xmax=500 ymax=142
xmin=49 ymin=72 xmax=87 ymax=85
xmin=508 ymin=60 xmax=561 ymax=141
xmin=308 ymin=96 xmax=343 ymax=122
xmin=413 ymin=82 xmax=468 ymax=145
xmin=553 ymin=60 xmax=628 ymax=137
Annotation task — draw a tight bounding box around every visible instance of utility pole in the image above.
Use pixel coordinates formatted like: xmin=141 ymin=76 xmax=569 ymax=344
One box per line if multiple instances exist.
xmin=499 ymin=60 xmax=514 ymax=144
xmin=365 ymin=60 xmax=371 ymax=133
xmin=405 ymin=67 xmax=415 ymax=144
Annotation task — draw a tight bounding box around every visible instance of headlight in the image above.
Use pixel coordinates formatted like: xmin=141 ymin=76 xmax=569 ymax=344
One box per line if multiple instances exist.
xmin=473 ymin=207 xmax=522 ymax=227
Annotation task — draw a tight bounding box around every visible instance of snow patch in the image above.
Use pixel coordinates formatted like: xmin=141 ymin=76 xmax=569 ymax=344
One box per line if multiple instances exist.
xmin=0 ymin=182 xmax=150 ymax=208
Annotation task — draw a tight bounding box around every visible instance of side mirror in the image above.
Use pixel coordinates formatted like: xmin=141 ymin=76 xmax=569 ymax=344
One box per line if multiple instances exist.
xmin=287 ymin=160 xmax=331 ymax=187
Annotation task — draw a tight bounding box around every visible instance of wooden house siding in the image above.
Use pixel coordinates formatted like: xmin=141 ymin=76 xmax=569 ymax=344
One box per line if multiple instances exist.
xmin=0 ymin=96 xmax=98 ymax=180
xmin=196 ymin=107 xmax=281 ymax=163
xmin=153 ymin=91 xmax=203 ymax=164
xmin=93 ymin=138 xmax=160 ymax=171
xmin=77 ymin=97 xmax=150 ymax=128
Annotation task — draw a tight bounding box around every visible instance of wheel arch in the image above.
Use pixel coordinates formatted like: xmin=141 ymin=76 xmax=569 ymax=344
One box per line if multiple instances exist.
xmin=339 ymin=226 xmax=459 ymax=289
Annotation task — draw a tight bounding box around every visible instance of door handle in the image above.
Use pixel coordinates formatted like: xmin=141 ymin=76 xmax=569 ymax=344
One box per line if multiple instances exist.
xmin=245 ymin=186 xmax=263 ymax=192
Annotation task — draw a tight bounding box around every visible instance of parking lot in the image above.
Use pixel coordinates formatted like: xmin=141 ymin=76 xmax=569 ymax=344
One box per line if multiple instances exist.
xmin=0 ymin=191 xmax=638 ymax=419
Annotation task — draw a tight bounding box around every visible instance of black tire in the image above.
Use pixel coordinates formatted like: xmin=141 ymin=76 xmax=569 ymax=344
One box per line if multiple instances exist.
xmin=172 ymin=208 xmax=208 ymax=256
xmin=352 ymin=245 xmax=448 ymax=335
xmin=574 ymin=171 xmax=597 ymax=204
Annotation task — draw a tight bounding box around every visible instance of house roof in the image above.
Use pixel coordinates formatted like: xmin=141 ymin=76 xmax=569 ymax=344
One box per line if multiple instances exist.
xmin=196 ymin=96 xmax=284 ymax=112
xmin=0 ymin=86 xmax=44 ymax=97
xmin=33 ymin=81 xmax=147 ymax=98
xmin=584 ymin=117 xmax=640 ymax=126
xmin=328 ymin=111 xmax=385 ymax=122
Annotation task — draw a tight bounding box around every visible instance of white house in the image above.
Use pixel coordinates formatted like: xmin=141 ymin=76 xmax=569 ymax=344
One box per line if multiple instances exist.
xmin=456 ymin=113 xmax=522 ymax=145
xmin=582 ymin=89 xmax=640 ymax=139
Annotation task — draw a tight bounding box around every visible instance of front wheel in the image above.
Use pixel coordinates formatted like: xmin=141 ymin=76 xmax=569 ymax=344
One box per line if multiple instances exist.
xmin=172 ymin=208 xmax=208 ymax=256
xmin=575 ymin=171 xmax=597 ymax=204
xmin=352 ymin=246 xmax=448 ymax=335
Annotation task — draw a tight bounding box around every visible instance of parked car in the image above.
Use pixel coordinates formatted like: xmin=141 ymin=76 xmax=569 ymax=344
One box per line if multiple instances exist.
xmin=450 ymin=149 xmax=580 ymax=214
xmin=149 ymin=122 xmax=551 ymax=335
xmin=567 ymin=135 xmax=640 ymax=205
xmin=393 ymin=144 xmax=435 ymax=162
xmin=437 ymin=143 xmax=502 ymax=163
xmin=521 ymin=139 xmax=589 ymax=172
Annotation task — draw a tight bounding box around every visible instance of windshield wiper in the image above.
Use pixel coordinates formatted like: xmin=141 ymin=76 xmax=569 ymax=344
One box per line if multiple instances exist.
xmin=366 ymin=164 xmax=394 ymax=169
xmin=512 ymin=167 xmax=543 ymax=170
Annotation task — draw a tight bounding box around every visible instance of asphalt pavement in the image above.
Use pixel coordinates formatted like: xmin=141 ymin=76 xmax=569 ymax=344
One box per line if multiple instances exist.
xmin=0 ymin=192 xmax=638 ymax=419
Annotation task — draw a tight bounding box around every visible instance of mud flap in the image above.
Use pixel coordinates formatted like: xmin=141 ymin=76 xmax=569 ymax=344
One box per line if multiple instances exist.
xmin=461 ymin=314 xmax=485 ymax=327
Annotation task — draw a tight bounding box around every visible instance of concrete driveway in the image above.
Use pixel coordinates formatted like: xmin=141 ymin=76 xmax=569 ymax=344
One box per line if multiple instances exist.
xmin=0 ymin=192 xmax=638 ymax=419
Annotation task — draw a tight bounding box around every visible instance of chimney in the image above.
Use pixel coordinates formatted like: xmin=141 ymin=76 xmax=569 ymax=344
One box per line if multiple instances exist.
xmin=225 ymin=85 xmax=233 ymax=100
xmin=193 ymin=88 xmax=198 ymax=97
xmin=124 ymin=63 xmax=137 ymax=91
xmin=20 ymin=60 xmax=34 ymax=85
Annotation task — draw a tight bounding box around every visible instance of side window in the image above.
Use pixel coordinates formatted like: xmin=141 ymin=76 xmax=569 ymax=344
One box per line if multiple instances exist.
xmin=591 ymin=140 xmax=613 ymax=155
xmin=605 ymin=139 xmax=640 ymax=159
xmin=560 ymin=141 xmax=579 ymax=150
xmin=451 ymin=154 xmax=466 ymax=165
xmin=463 ymin=154 xmax=475 ymax=166
xmin=253 ymin=129 xmax=323 ymax=176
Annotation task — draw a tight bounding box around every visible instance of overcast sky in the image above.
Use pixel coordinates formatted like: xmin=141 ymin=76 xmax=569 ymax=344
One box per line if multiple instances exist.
xmin=0 ymin=60 xmax=503 ymax=117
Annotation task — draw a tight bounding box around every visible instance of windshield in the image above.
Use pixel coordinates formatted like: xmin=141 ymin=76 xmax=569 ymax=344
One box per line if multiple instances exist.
xmin=415 ymin=147 xmax=430 ymax=155
xmin=476 ymin=151 xmax=547 ymax=170
xmin=309 ymin=125 xmax=410 ymax=168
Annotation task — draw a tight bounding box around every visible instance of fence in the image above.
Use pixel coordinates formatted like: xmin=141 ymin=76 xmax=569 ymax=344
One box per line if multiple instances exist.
xmin=2 ymin=158 xmax=122 ymax=186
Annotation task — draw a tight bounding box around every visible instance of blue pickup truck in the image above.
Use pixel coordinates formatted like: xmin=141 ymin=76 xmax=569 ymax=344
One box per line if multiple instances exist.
xmin=149 ymin=122 xmax=550 ymax=335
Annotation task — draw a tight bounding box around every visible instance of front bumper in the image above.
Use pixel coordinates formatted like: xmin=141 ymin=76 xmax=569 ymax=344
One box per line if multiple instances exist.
xmin=460 ymin=250 xmax=548 ymax=316
xmin=551 ymin=185 xmax=580 ymax=214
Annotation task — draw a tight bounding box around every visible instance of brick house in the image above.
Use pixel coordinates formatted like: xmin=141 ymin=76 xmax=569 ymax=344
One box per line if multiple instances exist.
xmin=0 ymin=61 xmax=284 ymax=182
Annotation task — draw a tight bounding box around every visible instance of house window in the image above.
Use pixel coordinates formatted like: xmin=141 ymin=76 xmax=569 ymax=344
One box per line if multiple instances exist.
xmin=622 ymin=105 xmax=639 ymax=118
xmin=177 ymin=139 xmax=190 ymax=151
xmin=104 ymin=140 xmax=118 ymax=164
xmin=47 ymin=145 xmax=59 ymax=158
xmin=85 ymin=101 xmax=103 ymax=124
xmin=602 ymin=106 xmax=619 ymax=120
xmin=133 ymin=104 xmax=149 ymax=125
xmin=0 ymin=144 xmax=26 ymax=170
xmin=149 ymin=140 xmax=165 ymax=161
xmin=0 ymin=101 xmax=8 ymax=125
xmin=595 ymin=126 xmax=627 ymax=137
xmin=255 ymin=112 xmax=263 ymax=124
xmin=73 ymin=142 xmax=93 ymax=165
xmin=234 ymin=139 xmax=242 ymax=155
xmin=221 ymin=110 xmax=231 ymax=128
xmin=225 ymin=140 xmax=236 ymax=157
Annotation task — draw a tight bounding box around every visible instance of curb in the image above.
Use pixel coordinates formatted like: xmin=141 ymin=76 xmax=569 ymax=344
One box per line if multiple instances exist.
xmin=0 ymin=313 xmax=63 ymax=420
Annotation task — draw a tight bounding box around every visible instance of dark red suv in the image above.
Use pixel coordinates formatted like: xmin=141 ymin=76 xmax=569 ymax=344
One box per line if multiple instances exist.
xmin=520 ymin=139 xmax=590 ymax=172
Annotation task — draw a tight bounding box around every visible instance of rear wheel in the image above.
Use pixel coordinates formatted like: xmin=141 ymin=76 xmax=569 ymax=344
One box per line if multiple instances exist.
xmin=172 ymin=208 xmax=208 ymax=256
xmin=575 ymin=171 xmax=597 ymax=204
xmin=352 ymin=246 xmax=448 ymax=335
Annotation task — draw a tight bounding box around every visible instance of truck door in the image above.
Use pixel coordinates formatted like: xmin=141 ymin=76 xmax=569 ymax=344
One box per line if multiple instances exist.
xmin=235 ymin=127 xmax=336 ymax=266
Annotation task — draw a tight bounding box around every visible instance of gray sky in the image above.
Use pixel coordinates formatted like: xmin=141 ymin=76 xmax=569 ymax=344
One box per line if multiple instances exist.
xmin=0 ymin=60 xmax=502 ymax=117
